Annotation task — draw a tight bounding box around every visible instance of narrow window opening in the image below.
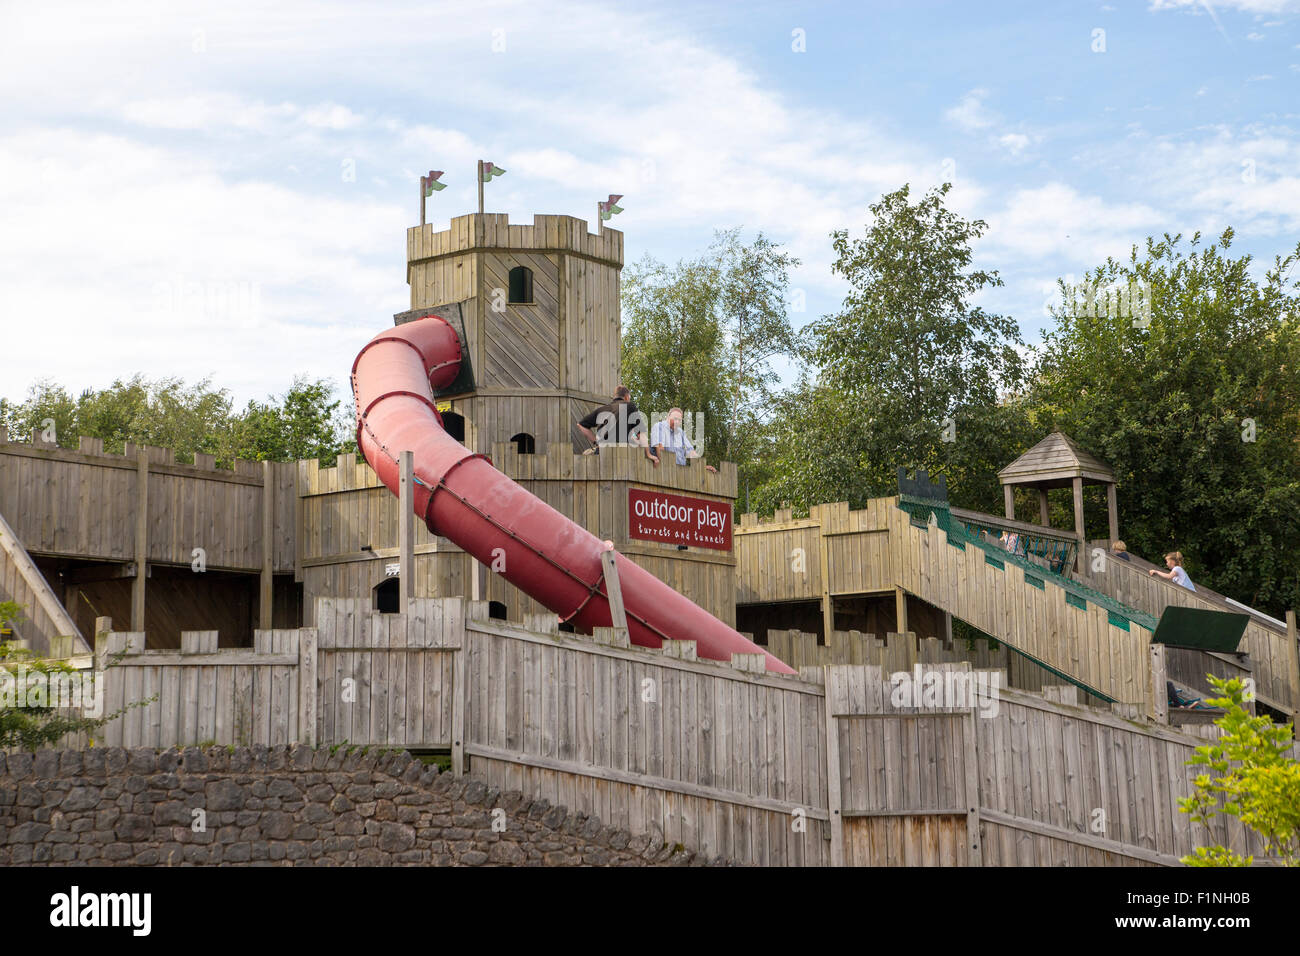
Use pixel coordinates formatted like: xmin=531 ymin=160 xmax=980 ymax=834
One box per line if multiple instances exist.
xmin=508 ymin=266 xmax=533 ymax=304
xmin=374 ymin=577 xmax=400 ymax=614
xmin=510 ymin=432 xmax=536 ymax=454
xmin=488 ymin=601 xmax=508 ymax=620
xmin=441 ymin=411 xmax=465 ymax=442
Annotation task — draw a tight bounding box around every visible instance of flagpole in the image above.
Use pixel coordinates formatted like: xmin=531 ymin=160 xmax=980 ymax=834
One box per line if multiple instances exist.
xmin=597 ymin=201 xmax=603 ymax=236
xmin=477 ymin=160 xmax=484 ymax=216
xmin=420 ymin=176 xmax=426 ymax=227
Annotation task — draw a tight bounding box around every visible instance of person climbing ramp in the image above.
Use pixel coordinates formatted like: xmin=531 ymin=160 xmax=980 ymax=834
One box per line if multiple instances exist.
xmin=1149 ymin=551 xmax=1196 ymax=592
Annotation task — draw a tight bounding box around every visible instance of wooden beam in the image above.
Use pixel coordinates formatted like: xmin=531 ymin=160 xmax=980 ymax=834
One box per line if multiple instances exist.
xmin=1072 ymin=476 xmax=1086 ymax=574
xmin=818 ymin=520 xmax=834 ymax=641
xmin=260 ymin=460 xmax=274 ymax=631
xmin=60 ymin=563 xmax=136 ymax=585
xmin=1149 ymin=642 xmax=1168 ymax=724
xmin=895 ymin=587 xmax=908 ymax=635
xmin=1106 ymin=482 xmax=1119 ymax=543
xmin=131 ymin=448 xmax=148 ymax=631
xmin=1038 ymin=488 xmax=1050 ymax=526
xmin=1003 ymin=484 xmax=1015 ymax=520
xmin=399 ymin=450 xmax=415 ymax=610
xmin=600 ymin=549 xmax=630 ymax=644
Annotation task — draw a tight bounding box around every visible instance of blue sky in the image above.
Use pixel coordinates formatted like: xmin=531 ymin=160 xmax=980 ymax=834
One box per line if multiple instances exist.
xmin=2 ymin=0 xmax=1298 ymax=408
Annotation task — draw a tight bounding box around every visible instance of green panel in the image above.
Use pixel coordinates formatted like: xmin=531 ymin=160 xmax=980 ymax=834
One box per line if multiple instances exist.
xmin=1024 ymin=574 xmax=1044 ymax=590
xmin=1151 ymin=607 xmax=1249 ymax=652
xmin=984 ymin=554 xmax=1005 ymax=571
xmin=1065 ymin=592 xmax=1087 ymax=611
xmin=1107 ymin=611 xmax=1131 ymax=632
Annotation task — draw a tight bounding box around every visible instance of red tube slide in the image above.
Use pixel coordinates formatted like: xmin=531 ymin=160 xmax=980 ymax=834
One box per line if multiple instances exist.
xmin=352 ymin=315 xmax=795 ymax=675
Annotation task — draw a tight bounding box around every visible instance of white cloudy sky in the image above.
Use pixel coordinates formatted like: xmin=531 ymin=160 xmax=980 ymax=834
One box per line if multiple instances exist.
xmin=1 ymin=0 xmax=1298 ymax=407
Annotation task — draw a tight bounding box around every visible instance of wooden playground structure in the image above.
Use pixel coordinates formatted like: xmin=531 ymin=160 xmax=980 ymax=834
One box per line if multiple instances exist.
xmin=3 ymin=206 xmax=1297 ymax=866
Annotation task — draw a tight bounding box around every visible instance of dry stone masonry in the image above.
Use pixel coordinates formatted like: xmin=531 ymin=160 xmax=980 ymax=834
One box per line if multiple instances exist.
xmin=0 ymin=745 xmax=724 ymax=866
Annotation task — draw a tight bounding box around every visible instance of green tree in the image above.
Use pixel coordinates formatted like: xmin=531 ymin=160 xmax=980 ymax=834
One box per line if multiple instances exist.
xmin=1180 ymin=675 xmax=1300 ymax=867
xmin=0 ymin=374 xmax=356 ymax=468
xmin=0 ymin=601 xmax=142 ymax=750
xmin=620 ymin=231 xmax=801 ymax=503
xmin=223 ymin=376 xmax=356 ymax=466
xmin=1030 ymin=230 xmax=1300 ymax=615
xmin=757 ymin=183 xmax=1031 ymax=514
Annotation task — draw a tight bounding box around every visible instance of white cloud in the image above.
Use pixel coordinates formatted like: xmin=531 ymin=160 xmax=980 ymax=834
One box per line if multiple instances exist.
xmin=945 ymin=88 xmax=996 ymax=131
xmin=999 ymin=133 xmax=1032 ymax=154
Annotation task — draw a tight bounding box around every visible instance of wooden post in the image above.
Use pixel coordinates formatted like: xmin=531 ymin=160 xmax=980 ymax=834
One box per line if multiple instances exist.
xmin=895 ymin=587 xmax=908 ymax=635
xmin=963 ymin=707 xmax=983 ymax=865
xmin=451 ymin=645 xmax=466 ymax=776
xmin=823 ymin=668 xmax=844 ymax=866
xmin=1072 ymin=477 xmax=1086 ymax=573
xmin=399 ymin=451 xmax=415 ymax=611
xmin=477 ymin=160 xmax=484 ymax=216
xmin=419 ymin=176 xmax=426 ymax=227
xmin=1106 ymin=482 xmax=1119 ymax=543
xmin=818 ymin=516 xmax=834 ymax=643
xmin=132 ymin=449 xmax=148 ymax=632
xmin=597 ymin=201 xmax=603 ymax=235
xmin=1038 ymin=488 xmax=1050 ymax=526
xmin=600 ymin=549 xmax=630 ymax=644
xmin=260 ymin=460 xmax=274 ymax=631
xmin=1149 ymin=642 xmax=1168 ymax=724
xmin=298 ymin=627 xmax=318 ymax=746
xmin=1003 ymin=484 xmax=1015 ymax=521
xmin=1287 ymin=610 xmax=1298 ymax=725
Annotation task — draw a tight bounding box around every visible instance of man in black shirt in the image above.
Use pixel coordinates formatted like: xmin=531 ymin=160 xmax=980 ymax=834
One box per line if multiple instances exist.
xmin=577 ymin=385 xmax=656 ymax=461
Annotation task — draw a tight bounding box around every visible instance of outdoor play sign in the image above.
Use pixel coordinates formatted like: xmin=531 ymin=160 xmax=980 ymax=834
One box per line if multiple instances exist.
xmin=627 ymin=488 xmax=732 ymax=551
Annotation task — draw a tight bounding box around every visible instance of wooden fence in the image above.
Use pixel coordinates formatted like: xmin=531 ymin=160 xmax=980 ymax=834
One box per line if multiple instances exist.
xmin=39 ymin=598 xmax=1293 ymax=867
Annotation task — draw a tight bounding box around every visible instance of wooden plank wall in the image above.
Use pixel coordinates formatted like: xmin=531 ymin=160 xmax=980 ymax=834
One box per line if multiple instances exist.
xmin=825 ymin=665 xmax=1288 ymax=867
xmin=735 ymin=500 xmax=895 ymax=605
xmin=39 ymin=599 xmax=1298 ymax=867
xmin=94 ymin=627 xmax=303 ymax=749
xmin=313 ymin=596 xmax=461 ymax=750
xmin=462 ymin=614 xmax=831 ymax=866
xmin=0 ymin=437 xmax=290 ymax=572
xmin=766 ymin=629 xmax=1069 ymax=699
xmin=480 ymin=252 xmax=560 ymax=388
xmin=1075 ymin=541 xmax=1299 ymax=717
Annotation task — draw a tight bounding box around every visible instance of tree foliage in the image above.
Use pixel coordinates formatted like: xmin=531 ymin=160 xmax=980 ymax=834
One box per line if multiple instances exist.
xmin=755 ymin=183 xmax=1032 ymax=514
xmin=0 ymin=374 xmax=356 ymax=467
xmin=0 ymin=601 xmax=144 ymax=750
xmin=620 ymin=230 xmax=799 ymax=501
xmin=1030 ymin=230 xmax=1300 ymax=615
xmin=1179 ymin=675 xmax=1300 ymax=867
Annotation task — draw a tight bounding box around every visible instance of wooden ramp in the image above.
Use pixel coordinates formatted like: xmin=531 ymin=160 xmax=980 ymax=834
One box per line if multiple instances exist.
xmin=0 ymin=508 xmax=87 ymax=656
xmin=888 ymin=504 xmax=1156 ymax=712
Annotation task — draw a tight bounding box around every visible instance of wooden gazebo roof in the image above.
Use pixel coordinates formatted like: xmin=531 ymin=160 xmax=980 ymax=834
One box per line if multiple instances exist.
xmin=998 ymin=431 xmax=1115 ymax=490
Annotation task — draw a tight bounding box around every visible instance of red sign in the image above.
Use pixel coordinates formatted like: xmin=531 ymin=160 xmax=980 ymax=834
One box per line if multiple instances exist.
xmin=628 ymin=488 xmax=732 ymax=551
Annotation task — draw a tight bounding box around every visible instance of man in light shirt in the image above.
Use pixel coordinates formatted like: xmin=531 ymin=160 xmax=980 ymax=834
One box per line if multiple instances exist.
xmin=650 ymin=408 xmax=716 ymax=473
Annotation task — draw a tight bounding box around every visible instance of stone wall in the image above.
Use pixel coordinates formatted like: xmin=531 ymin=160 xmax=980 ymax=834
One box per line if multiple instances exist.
xmin=0 ymin=746 xmax=723 ymax=866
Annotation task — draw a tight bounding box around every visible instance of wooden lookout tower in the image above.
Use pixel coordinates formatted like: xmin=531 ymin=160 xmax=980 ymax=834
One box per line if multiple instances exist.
xmin=400 ymin=212 xmax=625 ymax=456
xmin=998 ymin=431 xmax=1119 ymax=571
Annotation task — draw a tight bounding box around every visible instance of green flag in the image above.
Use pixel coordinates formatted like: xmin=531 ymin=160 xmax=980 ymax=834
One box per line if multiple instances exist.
xmin=599 ymin=194 xmax=624 ymax=221
xmin=480 ymin=161 xmax=506 ymax=182
xmin=422 ymin=170 xmax=446 ymax=196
